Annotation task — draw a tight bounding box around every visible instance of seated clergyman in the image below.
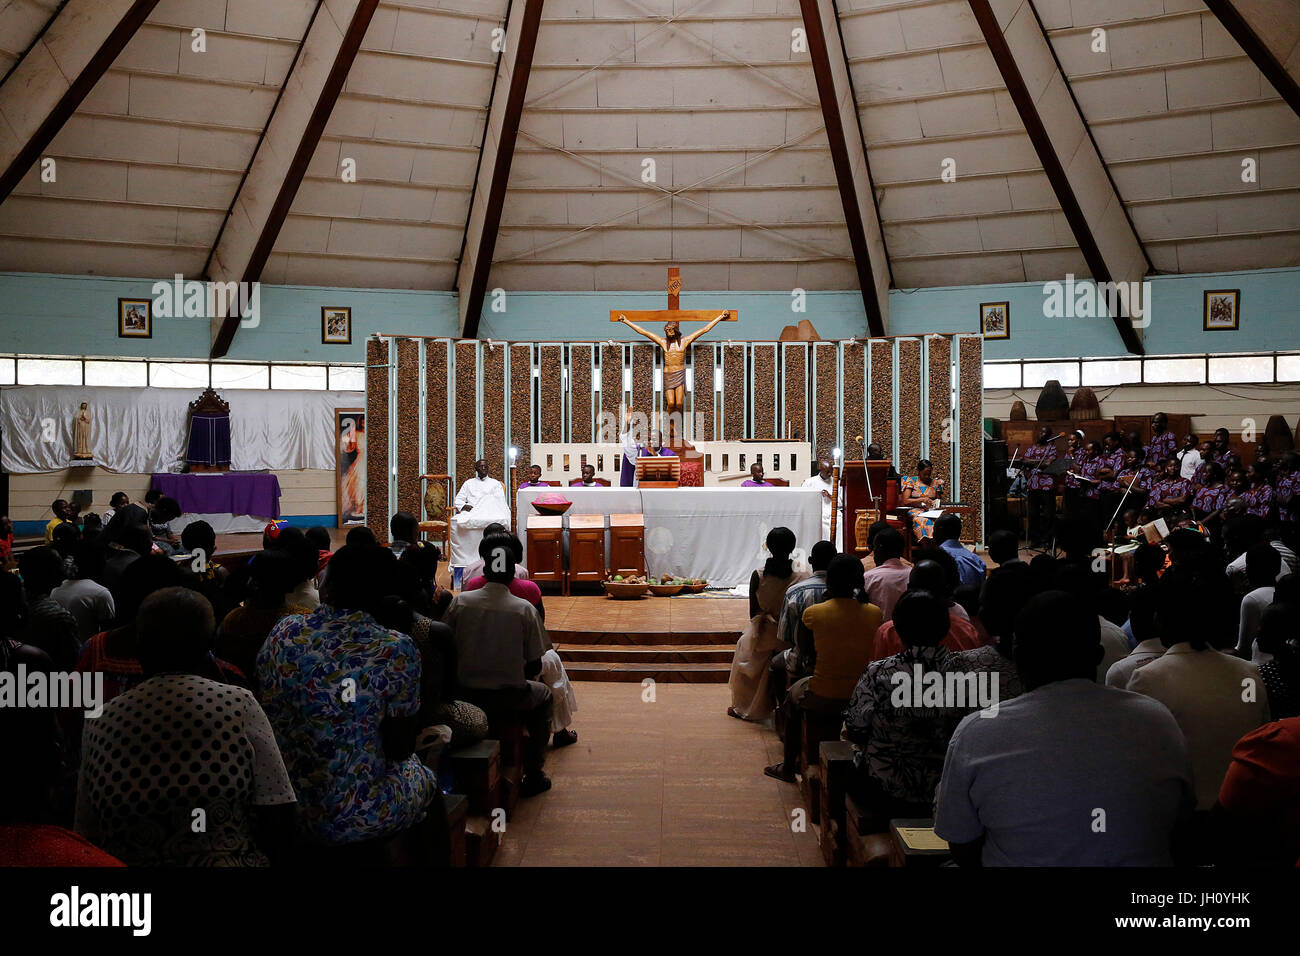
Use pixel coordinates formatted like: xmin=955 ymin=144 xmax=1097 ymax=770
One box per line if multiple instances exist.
xmin=741 ymin=463 xmax=773 ymax=487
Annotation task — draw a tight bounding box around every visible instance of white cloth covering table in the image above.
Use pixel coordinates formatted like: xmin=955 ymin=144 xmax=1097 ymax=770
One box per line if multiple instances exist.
xmin=514 ymin=486 xmax=822 ymax=587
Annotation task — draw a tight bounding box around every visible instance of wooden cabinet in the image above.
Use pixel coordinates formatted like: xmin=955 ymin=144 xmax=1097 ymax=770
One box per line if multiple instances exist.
xmin=568 ymin=514 xmax=607 ymax=589
xmin=525 ymin=515 xmax=563 ymax=591
xmin=609 ymin=513 xmax=645 ymax=577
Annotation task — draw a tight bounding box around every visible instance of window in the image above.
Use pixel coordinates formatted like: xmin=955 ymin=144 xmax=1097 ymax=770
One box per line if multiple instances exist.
xmin=271 ymin=364 xmax=327 ymax=390
xmin=1022 ymin=361 xmax=1080 ymax=388
xmin=211 ymin=363 xmax=270 ymax=390
xmin=327 ymin=366 xmax=365 ymax=391
xmin=85 ymin=360 xmax=148 ymax=387
xmin=1209 ymin=356 xmax=1273 ymax=384
xmin=17 ymin=359 xmax=81 ymax=385
xmin=149 ymin=362 xmax=209 ymax=389
xmin=1081 ymin=359 xmax=1142 ymax=386
xmin=982 ymin=363 xmax=1020 ymax=389
xmin=1143 ymin=358 xmax=1205 ymax=384
xmin=0 ymin=358 xmax=14 ymax=385
xmin=1277 ymin=355 xmax=1300 ymax=382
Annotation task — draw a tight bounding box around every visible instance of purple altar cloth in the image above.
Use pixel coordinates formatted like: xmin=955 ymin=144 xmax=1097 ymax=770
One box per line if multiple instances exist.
xmin=150 ymin=473 xmax=282 ymax=519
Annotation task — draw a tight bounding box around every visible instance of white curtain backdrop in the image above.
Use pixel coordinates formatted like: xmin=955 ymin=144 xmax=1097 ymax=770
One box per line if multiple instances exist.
xmin=0 ymin=385 xmax=364 ymax=474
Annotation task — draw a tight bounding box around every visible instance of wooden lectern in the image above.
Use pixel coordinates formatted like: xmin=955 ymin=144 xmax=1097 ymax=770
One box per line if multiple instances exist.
xmin=636 ymin=456 xmax=680 ymax=488
xmin=840 ymin=460 xmax=897 ymax=554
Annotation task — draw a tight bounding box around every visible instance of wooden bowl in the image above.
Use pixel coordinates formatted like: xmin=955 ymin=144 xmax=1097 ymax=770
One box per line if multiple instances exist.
xmin=604 ymin=581 xmax=648 ymax=599
xmin=683 ymin=582 xmax=707 ymax=593
xmin=648 ymin=584 xmax=683 ymax=596
xmin=533 ymin=500 xmax=572 ymax=517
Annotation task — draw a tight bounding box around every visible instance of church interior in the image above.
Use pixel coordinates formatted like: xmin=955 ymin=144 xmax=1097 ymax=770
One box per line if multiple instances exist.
xmin=2 ymin=0 xmax=1300 ymax=895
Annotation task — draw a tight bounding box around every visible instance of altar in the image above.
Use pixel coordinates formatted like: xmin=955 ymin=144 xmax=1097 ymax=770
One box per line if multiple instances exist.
xmin=150 ymin=472 xmax=282 ymax=534
xmin=514 ymin=485 xmax=822 ymax=587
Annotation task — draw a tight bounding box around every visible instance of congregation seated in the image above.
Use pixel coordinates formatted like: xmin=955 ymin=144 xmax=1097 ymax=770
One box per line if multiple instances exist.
xmin=765 ymin=554 xmax=880 ymax=783
xmin=214 ymin=550 xmax=311 ymax=690
xmin=461 ymin=522 xmax=531 ymax=582
xmin=933 ymin=513 xmax=985 ymax=590
xmin=771 ymin=539 xmax=835 ymax=688
xmin=256 ymin=544 xmax=447 ymax=849
xmin=388 ymin=511 xmax=419 ymax=558
xmin=17 ymin=547 xmax=81 ymax=672
xmin=861 ymin=528 xmax=910 ymax=621
xmin=727 ymin=527 xmax=807 ymax=721
xmin=1127 ymin=569 xmax=1271 ymax=814
xmin=177 ymin=519 xmax=232 ymax=623
xmin=870 ymin=556 xmax=980 ymax=661
xmin=269 ymin=526 xmax=321 ymax=610
xmin=844 ymin=590 xmax=964 ymax=831
xmin=947 ymin=562 xmax=1029 ymax=701
xmin=935 ymin=591 xmax=1195 ymax=865
xmin=75 ymin=587 xmax=297 ymax=866
xmin=462 ymin=532 xmax=579 ymax=746
xmin=442 ymin=541 xmax=557 ymax=796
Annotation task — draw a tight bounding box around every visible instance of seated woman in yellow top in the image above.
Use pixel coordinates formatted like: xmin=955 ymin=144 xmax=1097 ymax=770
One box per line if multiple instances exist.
xmin=764 ymin=554 xmax=881 ymax=782
xmin=899 ymin=459 xmax=945 ymax=541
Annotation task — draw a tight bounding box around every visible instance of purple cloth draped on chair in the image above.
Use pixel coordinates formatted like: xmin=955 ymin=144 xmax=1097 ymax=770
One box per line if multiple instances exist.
xmin=186 ymin=412 xmax=232 ymax=467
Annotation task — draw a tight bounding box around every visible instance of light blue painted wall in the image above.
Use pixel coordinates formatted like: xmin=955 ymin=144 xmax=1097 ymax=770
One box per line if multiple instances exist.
xmin=3 ymin=266 xmax=1299 ymax=362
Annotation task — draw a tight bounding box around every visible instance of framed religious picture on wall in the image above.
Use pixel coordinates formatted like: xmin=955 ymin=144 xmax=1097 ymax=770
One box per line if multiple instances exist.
xmin=322 ymin=307 xmax=352 ymax=344
xmin=336 ymin=408 xmax=366 ymax=526
xmin=118 ymin=298 xmax=152 ymax=338
xmin=980 ymin=301 xmax=1009 ymax=340
xmin=1204 ymin=290 xmax=1240 ymax=331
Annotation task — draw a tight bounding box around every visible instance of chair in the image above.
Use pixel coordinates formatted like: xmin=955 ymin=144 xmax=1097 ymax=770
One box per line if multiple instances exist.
xmin=419 ymin=474 xmax=454 ymax=557
xmin=768 ymin=477 xmax=790 ymax=487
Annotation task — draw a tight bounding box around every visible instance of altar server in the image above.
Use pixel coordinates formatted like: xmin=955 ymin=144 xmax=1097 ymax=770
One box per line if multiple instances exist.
xmin=800 ymin=459 xmax=842 ymax=547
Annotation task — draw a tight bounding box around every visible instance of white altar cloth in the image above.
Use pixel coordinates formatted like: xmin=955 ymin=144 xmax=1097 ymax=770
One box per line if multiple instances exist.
xmin=514 ymin=486 xmax=822 ymax=587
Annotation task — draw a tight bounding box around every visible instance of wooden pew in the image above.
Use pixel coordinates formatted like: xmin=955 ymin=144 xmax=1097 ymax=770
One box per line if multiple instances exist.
xmin=448 ymin=739 xmax=501 ymax=817
xmin=445 ymin=793 xmax=469 ymax=867
xmin=818 ymin=740 xmax=856 ymax=867
xmin=888 ymin=818 xmax=951 ymax=867
xmin=843 ymin=795 xmax=892 ymax=867
xmin=798 ymin=709 xmax=843 ymax=825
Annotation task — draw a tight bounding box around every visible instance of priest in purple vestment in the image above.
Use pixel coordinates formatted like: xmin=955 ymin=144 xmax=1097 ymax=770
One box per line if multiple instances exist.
xmin=620 ymin=427 xmax=676 ymax=487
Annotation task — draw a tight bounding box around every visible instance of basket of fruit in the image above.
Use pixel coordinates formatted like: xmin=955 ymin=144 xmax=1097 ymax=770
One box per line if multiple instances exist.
xmin=532 ymin=492 xmax=572 ymax=517
xmin=647 ymin=575 xmax=685 ymax=596
xmin=682 ymin=578 xmax=707 ymax=593
xmin=603 ymin=574 xmax=648 ymax=599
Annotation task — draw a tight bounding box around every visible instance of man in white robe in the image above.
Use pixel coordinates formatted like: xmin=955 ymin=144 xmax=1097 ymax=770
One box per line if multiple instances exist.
xmin=451 ymin=459 xmax=511 ymax=569
xmin=801 ymin=458 xmax=842 ymax=549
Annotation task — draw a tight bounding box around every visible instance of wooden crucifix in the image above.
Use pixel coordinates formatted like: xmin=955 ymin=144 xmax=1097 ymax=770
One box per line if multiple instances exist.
xmin=612 ymin=267 xmax=737 ymax=448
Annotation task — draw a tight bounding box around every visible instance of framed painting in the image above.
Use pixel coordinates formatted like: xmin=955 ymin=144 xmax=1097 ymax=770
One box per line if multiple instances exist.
xmin=119 ymin=298 xmax=152 ymax=338
xmin=980 ymin=301 xmax=1009 ymax=340
xmin=1204 ymin=290 xmax=1239 ymax=331
xmin=322 ymin=306 xmax=352 ymax=344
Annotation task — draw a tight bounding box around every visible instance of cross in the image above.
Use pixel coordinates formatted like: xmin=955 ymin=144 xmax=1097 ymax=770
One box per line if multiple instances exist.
xmin=608 ymin=267 xmax=739 ymax=325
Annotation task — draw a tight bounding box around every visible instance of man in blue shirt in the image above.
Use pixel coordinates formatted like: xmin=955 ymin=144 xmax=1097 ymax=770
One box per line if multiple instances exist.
xmin=933 ymin=513 xmax=986 ymax=591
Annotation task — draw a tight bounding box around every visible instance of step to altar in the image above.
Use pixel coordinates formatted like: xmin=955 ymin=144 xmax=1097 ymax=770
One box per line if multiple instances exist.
xmin=545 ymin=595 xmax=746 ymax=683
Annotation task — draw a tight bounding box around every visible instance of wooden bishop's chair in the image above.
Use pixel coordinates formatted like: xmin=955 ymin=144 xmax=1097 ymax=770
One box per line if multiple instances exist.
xmin=419 ymin=473 xmax=454 ymax=557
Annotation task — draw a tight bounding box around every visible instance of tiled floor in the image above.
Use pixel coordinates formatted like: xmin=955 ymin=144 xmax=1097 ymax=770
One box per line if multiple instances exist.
xmin=494 ymin=682 xmax=823 ymax=867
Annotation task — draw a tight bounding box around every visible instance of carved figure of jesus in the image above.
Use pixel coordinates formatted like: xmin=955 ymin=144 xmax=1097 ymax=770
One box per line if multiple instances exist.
xmin=616 ymin=311 xmax=728 ymax=447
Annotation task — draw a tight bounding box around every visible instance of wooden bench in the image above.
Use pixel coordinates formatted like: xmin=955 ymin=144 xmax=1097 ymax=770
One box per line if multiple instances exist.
xmin=843 ymin=795 xmax=892 ymax=867
xmin=464 ymin=814 xmax=501 ymax=867
xmin=818 ymin=740 xmax=856 ymax=867
xmin=444 ymin=793 xmax=469 ymax=867
xmin=447 ymin=739 xmax=501 ymax=817
xmin=798 ymin=709 xmax=843 ymax=825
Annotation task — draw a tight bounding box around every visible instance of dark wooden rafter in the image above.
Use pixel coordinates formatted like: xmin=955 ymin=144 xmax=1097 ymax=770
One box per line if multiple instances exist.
xmin=209 ymin=0 xmax=381 ymax=358
xmin=0 ymin=0 xmax=161 ymax=205
xmin=798 ymin=0 xmax=888 ymax=337
xmin=458 ymin=0 xmax=546 ymax=338
xmin=1202 ymin=0 xmax=1300 ymax=120
xmin=968 ymin=0 xmax=1145 ymax=355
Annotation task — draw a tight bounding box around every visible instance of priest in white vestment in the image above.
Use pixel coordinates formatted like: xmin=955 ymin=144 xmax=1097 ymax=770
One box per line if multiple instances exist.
xmin=801 ymin=459 xmax=842 ymax=550
xmin=450 ymin=459 xmax=511 ymax=569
